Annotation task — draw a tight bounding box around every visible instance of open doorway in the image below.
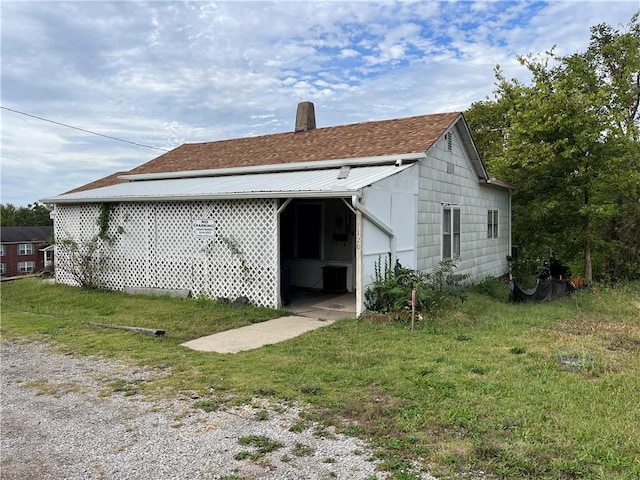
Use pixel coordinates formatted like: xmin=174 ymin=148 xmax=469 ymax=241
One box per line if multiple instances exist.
xmin=286 ymin=290 xmax=356 ymax=320
xmin=279 ymin=198 xmax=356 ymax=313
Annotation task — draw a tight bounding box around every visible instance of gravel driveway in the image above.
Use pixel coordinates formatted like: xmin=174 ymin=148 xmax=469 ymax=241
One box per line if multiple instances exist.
xmin=1 ymin=340 xmax=433 ymax=480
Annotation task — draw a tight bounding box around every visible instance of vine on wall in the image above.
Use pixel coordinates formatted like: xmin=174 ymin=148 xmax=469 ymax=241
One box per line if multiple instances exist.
xmin=204 ymin=234 xmax=253 ymax=285
xmin=56 ymin=203 xmax=125 ymax=289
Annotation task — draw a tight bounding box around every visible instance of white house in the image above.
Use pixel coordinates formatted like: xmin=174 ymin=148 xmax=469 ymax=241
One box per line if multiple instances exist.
xmin=42 ymin=103 xmax=513 ymax=315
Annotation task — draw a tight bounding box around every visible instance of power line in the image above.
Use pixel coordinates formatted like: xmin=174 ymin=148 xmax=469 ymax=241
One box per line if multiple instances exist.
xmin=1 ymin=106 xmax=169 ymax=152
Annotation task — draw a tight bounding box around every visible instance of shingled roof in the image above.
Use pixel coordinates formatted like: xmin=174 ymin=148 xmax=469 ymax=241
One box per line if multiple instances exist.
xmin=0 ymin=226 xmax=53 ymax=243
xmin=68 ymin=111 xmax=461 ymax=194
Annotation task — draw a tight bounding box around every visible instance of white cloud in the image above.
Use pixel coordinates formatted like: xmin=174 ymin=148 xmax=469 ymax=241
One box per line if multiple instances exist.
xmin=340 ymin=48 xmax=360 ymax=58
xmin=1 ymin=0 xmax=637 ymax=206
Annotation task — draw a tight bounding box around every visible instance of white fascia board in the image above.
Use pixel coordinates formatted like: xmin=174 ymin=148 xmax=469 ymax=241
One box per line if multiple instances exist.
xmin=41 ymin=189 xmax=359 ymax=204
xmin=118 ymin=152 xmax=427 ymax=181
xmin=486 ymin=177 xmax=517 ymax=190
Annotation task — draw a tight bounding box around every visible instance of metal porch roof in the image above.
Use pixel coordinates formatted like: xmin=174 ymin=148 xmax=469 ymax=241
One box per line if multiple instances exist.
xmin=42 ymin=164 xmax=415 ymax=204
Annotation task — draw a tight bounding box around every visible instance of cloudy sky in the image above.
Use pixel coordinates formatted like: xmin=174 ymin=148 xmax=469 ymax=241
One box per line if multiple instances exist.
xmin=1 ymin=1 xmax=637 ymax=207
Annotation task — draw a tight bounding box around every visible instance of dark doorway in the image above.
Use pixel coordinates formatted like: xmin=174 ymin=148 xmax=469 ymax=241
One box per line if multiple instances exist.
xmin=296 ymin=203 xmax=322 ymax=259
xmin=279 ymin=198 xmax=355 ymax=303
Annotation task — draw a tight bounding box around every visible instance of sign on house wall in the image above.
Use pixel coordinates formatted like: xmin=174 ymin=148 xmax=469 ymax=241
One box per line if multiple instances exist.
xmin=193 ymin=218 xmax=217 ymax=239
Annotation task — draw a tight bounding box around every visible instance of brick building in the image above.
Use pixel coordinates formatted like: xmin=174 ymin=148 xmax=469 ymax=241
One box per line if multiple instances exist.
xmin=0 ymin=226 xmax=53 ymax=278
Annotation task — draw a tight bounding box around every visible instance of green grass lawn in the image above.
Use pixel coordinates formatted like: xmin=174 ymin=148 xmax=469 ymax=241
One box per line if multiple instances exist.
xmin=2 ymin=278 xmax=639 ymax=479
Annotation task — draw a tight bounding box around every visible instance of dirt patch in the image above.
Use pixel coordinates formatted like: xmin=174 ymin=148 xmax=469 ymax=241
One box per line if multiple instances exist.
xmin=552 ymin=313 xmax=640 ymax=354
xmin=553 ymin=313 xmax=640 ymax=339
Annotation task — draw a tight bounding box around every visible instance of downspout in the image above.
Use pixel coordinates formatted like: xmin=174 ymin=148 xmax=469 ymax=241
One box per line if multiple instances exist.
xmin=508 ymin=189 xmax=513 ymax=272
xmin=355 ymin=208 xmax=364 ymax=316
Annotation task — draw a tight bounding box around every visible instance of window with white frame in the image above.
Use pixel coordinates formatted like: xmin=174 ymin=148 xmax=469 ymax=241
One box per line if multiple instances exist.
xmin=443 ymin=205 xmax=461 ymax=260
xmin=0 ymin=263 xmax=5 ymax=275
xmin=18 ymin=261 xmax=35 ymax=273
xmin=18 ymin=243 xmax=34 ymax=255
xmin=488 ymin=210 xmax=499 ymax=238
xmin=0 ymin=245 xmax=5 ymax=256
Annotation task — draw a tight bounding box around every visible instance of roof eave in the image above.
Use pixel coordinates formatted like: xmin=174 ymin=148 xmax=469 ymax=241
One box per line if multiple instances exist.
xmin=454 ymin=115 xmax=489 ymax=181
xmin=486 ymin=177 xmax=517 ymax=190
xmin=42 ymin=189 xmax=361 ymax=204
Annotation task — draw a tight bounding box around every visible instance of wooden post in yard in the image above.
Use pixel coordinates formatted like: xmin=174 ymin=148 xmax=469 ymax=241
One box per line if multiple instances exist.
xmin=411 ymin=288 xmax=416 ymax=335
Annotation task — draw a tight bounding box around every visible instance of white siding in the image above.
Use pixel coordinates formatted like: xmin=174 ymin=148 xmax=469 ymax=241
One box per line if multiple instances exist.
xmin=417 ymin=127 xmax=511 ymax=281
xmin=360 ymin=166 xmax=419 ymax=287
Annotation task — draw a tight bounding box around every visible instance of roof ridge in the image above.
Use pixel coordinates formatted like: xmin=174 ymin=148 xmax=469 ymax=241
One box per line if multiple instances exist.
xmin=60 ymin=110 xmax=463 ymax=195
xmin=185 ymin=111 xmax=461 ymax=146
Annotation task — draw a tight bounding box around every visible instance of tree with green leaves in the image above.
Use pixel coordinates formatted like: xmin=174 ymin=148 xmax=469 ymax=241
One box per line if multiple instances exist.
xmin=466 ymin=12 xmax=640 ymax=283
xmin=0 ymin=202 xmax=53 ymax=227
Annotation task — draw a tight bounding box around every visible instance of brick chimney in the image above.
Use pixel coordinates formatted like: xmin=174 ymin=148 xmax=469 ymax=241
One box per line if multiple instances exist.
xmin=294 ymin=101 xmax=316 ymax=132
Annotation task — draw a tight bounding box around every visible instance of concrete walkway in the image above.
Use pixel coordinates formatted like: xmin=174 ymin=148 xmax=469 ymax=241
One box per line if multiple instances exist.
xmin=181 ymin=291 xmax=356 ymax=354
xmin=180 ymin=316 xmax=335 ymax=353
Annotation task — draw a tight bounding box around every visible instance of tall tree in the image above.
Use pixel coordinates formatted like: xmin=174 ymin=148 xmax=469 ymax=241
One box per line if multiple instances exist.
xmin=588 ymin=14 xmax=640 ymax=280
xmin=467 ymin=12 xmax=640 ymax=283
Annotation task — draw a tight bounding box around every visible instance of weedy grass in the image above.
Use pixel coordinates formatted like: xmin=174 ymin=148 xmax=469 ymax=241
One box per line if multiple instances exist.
xmin=235 ymin=434 xmax=284 ymax=460
xmin=2 ymin=278 xmax=639 ymax=479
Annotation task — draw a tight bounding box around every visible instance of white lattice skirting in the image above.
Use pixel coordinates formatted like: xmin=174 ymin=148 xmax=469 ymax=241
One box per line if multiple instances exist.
xmin=54 ymin=200 xmax=280 ymax=307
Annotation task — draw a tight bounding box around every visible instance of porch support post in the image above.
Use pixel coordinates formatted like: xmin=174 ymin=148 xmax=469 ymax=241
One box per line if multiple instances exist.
xmin=355 ymin=208 xmax=363 ymax=316
xmin=276 ymin=198 xmax=293 ymax=308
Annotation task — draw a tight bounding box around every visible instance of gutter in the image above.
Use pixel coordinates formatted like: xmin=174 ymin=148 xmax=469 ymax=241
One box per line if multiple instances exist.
xmin=486 ymin=176 xmax=517 ymax=190
xmin=41 ymin=189 xmax=358 ymax=204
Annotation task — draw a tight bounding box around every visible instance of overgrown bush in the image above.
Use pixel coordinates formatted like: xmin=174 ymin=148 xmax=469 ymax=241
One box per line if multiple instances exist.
xmin=55 ymin=236 xmax=112 ymax=289
xmin=55 ymin=203 xmax=124 ymax=289
xmin=472 ymin=275 xmax=508 ymax=300
xmin=510 ymin=253 xmax=573 ymax=289
xmin=364 ymin=255 xmax=468 ymax=321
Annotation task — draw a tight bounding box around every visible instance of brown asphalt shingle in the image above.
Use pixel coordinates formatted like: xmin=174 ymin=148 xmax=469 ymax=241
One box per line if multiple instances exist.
xmin=67 ymin=112 xmax=461 ymax=194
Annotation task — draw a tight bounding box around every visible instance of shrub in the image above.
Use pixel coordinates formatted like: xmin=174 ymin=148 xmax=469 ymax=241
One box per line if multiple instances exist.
xmin=364 ymin=255 xmax=468 ymax=320
xmin=55 ymin=203 xmax=125 ymax=289
xmin=473 ymin=276 xmax=508 ymax=300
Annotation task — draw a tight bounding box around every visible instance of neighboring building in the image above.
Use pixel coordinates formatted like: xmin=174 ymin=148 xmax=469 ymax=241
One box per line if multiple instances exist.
xmin=42 ymin=103 xmax=514 ymax=314
xmin=0 ymin=226 xmax=54 ymax=278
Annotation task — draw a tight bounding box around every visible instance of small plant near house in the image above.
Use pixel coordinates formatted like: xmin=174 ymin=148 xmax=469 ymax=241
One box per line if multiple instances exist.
xmin=55 ymin=236 xmax=110 ymax=289
xmin=55 ymin=203 xmax=125 ymax=289
xmin=472 ymin=275 xmax=508 ymax=300
xmin=364 ymin=255 xmax=468 ymax=322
